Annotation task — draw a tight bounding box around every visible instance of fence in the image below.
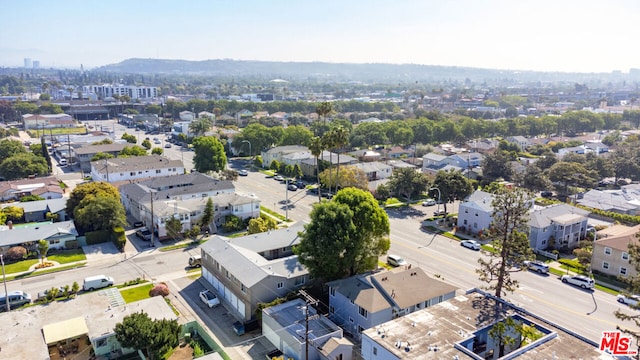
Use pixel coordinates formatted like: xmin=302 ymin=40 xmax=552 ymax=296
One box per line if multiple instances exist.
xmin=535 ymin=249 xmax=558 ymax=260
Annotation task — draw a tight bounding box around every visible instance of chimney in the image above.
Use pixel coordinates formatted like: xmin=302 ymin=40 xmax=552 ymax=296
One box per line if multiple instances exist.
xmin=7 ymin=220 xmax=12 ymax=230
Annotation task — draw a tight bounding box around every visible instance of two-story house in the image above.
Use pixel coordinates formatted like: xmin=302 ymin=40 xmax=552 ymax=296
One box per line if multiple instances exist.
xmin=456 ymin=190 xmax=495 ymax=236
xmin=199 ymin=224 xmax=309 ymax=323
xmin=73 ymin=143 xmax=128 ymax=173
xmin=443 ymin=152 xmax=484 ymax=169
xmin=261 ymin=145 xmax=309 ymax=169
xmin=506 ymin=136 xmax=532 ymax=151
xmin=326 ymin=267 xmax=457 ymax=340
xmin=528 ymin=203 xmax=590 ymax=250
xmin=591 ymin=225 xmax=640 ymax=278
xmin=350 ymin=162 xmax=393 ymax=181
xmin=90 ymin=155 xmax=184 ymax=182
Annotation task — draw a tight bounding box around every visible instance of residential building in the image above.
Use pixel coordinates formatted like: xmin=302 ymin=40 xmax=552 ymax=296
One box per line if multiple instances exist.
xmin=0 ymin=198 xmax=68 ymax=222
xmin=0 ymin=220 xmax=78 ymax=252
xmin=348 ymin=149 xmax=382 ymax=163
xmin=360 ymin=289 xmax=607 ymax=360
xmin=422 ymin=152 xmax=448 ymax=170
xmin=299 ymin=151 xmax=358 ymax=178
xmin=326 ymin=267 xmax=457 ymax=340
xmin=443 ymin=152 xmax=484 ymax=169
xmin=468 ymin=139 xmax=498 ymax=154
xmin=0 ymin=176 xmax=64 ymax=202
xmin=22 ymin=113 xmax=74 ymax=130
xmin=261 ymin=145 xmax=309 ymax=168
xmin=90 ymin=155 xmax=184 ymax=182
xmin=1 ymin=291 xmax=175 ymax=359
xmin=262 ymin=299 xmax=353 ymax=360
xmin=456 ymin=190 xmax=495 ymax=236
xmin=199 ymin=224 xmax=309 ymax=322
xmin=528 ymin=203 xmax=590 ymax=250
xmin=577 ymin=187 xmax=640 ymax=215
xmin=591 ymin=225 xmax=640 ymax=278
xmin=73 ymin=143 xmax=129 ymax=172
xmin=350 ymin=162 xmax=393 ymax=181
xmin=83 ymin=84 xmax=158 ymax=100
xmin=505 ymin=136 xmax=532 ymax=150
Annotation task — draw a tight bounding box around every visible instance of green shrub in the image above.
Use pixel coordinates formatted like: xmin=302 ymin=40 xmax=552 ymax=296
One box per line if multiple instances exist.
xmin=111 ymin=226 xmax=126 ymax=251
xmin=85 ymin=230 xmax=111 ymax=245
xmin=64 ymin=240 xmax=79 ymax=249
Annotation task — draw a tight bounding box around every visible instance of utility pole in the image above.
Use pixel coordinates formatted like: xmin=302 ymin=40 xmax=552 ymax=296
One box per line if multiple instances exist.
xmin=150 ymin=190 xmax=156 ymax=247
xmin=105 ymin=159 xmax=109 ymax=182
xmin=1 ymin=254 xmax=9 ymax=312
xmin=299 ymin=290 xmax=319 ymax=360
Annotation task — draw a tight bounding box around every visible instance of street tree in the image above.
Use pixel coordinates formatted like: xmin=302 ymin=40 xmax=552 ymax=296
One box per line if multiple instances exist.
xmin=387 ymin=167 xmax=430 ymax=200
xmin=189 ymin=117 xmax=213 ymax=136
xmin=294 ymin=188 xmax=390 ymax=281
xmin=315 ymin=101 xmax=333 ymax=126
xmin=151 ymin=147 xmax=163 ymax=155
xmin=477 ymin=187 xmax=534 ymax=298
xmin=0 ymin=153 xmax=49 ymax=180
xmin=431 ymin=170 xmax=473 ymax=214
xmin=114 ymin=311 xmax=180 ymax=360
xmin=165 ymin=216 xmax=182 ymax=240
xmin=330 ymin=125 xmax=350 ymax=191
xmin=319 ymin=166 xmax=368 ymax=191
xmin=121 ymin=133 xmax=137 ymax=143
xmin=37 ymin=239 xmax=49 ymax=264
xmin=193 ymin=136 xmax=227 ymax=173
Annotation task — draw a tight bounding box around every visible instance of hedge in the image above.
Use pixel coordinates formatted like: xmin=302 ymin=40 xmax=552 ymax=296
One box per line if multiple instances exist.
xmin=85 ymin=230 xmax=111 ymax=245
xmin=111 ymin=226 xmax=126 ymax=252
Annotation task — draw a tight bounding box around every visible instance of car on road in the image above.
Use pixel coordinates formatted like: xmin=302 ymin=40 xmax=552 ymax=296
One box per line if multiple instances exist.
xmin=422 ymin=199 xmax=437 ymax=206
xmin=136 ymin=227 xmax=153 ymax=241
xmin=460 ymin=239 xmax=481 ymax=250
xmin=387 ymin=254 xmax=407 ymax=267
xmin=154 ymin=139 xmax=161 ymax=144
xmin=523 ymin=260 xmax=550 ymax=274
xmin=287 ymin=184 xmax=298 ymax=191
xmin=617 ymin=294 xmax=640 ymax=306
xmin=238 ymin=169 xmax=249 ymax=176
xmin=199 ymin=290 xmax=220 ymax=308
xmin=164 ymin=143 xmax=172 ymax=148
xmin=274 ymin=175 xmax=285 ymax=181
xmin=561 ymin=275 xmax=594 ymax=289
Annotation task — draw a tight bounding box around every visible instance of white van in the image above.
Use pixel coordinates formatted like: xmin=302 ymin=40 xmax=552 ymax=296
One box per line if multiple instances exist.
xmin=387 ymin=254 xmax=407 ymax=267
xmin=59 ymin=158 xmax=68 ymax=166
xmin=83 ymin=275 xmax=114 ymax=291
xmin=0 ymin=291 xmax=32 ymax=311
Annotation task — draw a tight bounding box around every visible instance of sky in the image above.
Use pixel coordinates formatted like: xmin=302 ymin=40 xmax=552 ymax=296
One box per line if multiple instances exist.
xmin=2 ymin=0 xmax=639 ymax=73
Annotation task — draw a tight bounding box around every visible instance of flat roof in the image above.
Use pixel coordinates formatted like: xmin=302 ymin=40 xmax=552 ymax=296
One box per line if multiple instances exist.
xmin=42 ymin=316 xmax=89 ymax=345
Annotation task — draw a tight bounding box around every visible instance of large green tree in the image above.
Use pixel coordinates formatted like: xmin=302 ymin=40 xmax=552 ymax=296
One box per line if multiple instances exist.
xmin=477 ymin=187 xmax=534 ymax=298
xmin=193 ymin=136 xmax=227 ymax=173
xmin=66 ymin=181 xmax=122 ymax=217
xmin=164 ymin=216 xmax=183 ymax=240
xmin=294 ymin=188 xmax=390 ymax=281
xmin=546 ymin=161 xmax=598 ymax=195
xmin=0 ymin=153 xmax=49 ymax=180
xmin=431 ymin=170 xmax=473 ymax=214
xmin=114 ymin=311 xmax=180 ymax=360
xmin=387 ymin=167 xmax=430 ymax=200
xmin=189 ymin=117 xmax=213 ymax=136
xmin=73 ymin=195 xmax=127 ymax=233
xmin=0 ymin=139 xmax=27 ymax=159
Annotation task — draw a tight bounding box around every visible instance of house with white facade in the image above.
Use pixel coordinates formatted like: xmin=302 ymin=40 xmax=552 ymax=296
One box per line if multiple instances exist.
xmin=262 ymin=299 xmax=353 ymax=360
xmin=22 ymin=113 xmax=74 ymax=130
xmin=261 ymin=145 xmax=309 ymax=168
xmin=90 ymin=155 xmax=184 ymax=182
xmin=73 ymin=143 xmax=129 ymax=173
xmin=351 ymin=162 xmax=393 ymax=181
xmin=0 ymin=176 xmax=64 ymax=202
xmin=199 ymin=224 xmax=309 ymax=323
xmin=0 ymin=220 xmax=78 ymax=252
xmin=456 ymin=190 xmax=495 ymax=236
xmin=505 ymin=136 xmax=532 ymax=151
xmin=326 ymin=267 xmax=457 ymax=341
xmin=1 ymin=198 xmax=68 ymax=223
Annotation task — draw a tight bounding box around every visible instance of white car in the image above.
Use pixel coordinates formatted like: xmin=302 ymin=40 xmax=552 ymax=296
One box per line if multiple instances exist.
xmin=460 ymin=240 xmax=481 ymax=250
xmin=523 ymin=260 xmax=550 ymax=274
xmin=422 ymin=199 xmax=436 ymax=206
xmin=617 ymin=294 xmax=640 ymax=306
xmin=199 ymin=290 xmax=220 ymax=308
xmin=561 ymin=275 xmax=595 ymax=289
xmin=238 ymin=169 xmax=248 ymax=176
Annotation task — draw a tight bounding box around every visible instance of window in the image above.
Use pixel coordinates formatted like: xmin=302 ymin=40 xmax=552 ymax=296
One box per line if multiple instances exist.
xmin=358 ymin=325 xmax=365 ymax=333
xmin=463 ymin=219 xmax=468 ymax=225
xmin=622 ymin=252 xmax=630 ymax=261
xmin=155 ymin=169 xmax=161 ymax=174
xmin=543 ymin=227 xmax=548 ymax=232
xmin=241 ymin=284 xmax=247 ymax=293
xmin=277 ymin=282 xmax=284 ymax=289
xmin=359 ymin=306 xmax=368 ymax=319
xmin=474 ymin=222 xmax=478 ymax=228
xmin=604 ymin=247 xmax=612 ymax=255
xmin=475 ymin=212 xmax=478 ymax=216
xmin=330 ymin=288 xmax=335 ymax=296
xmin=295 ymin=276 xmax=305 ymax=286
xmin=465 ymin=209 xmax=468 ymax=213
xmin=621 ymin=267 xmax=628 ymax=276
xmin=373 ymin=348 xmax=378 ymax=355
xmin=329 ymin=306 xmax=335 ymax=314
xmin=349 ymin=317 xmax=354 ymax=323
xmin=603 ymin=262 xmax=609 ymax=270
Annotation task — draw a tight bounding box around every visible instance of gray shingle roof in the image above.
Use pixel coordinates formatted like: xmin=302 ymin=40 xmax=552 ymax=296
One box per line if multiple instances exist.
xmin=91 ymin=155 xmax=183 ymax=174
xmin=1 ymin=198 xmax=67 ymax=214
xmin=0 ymin=220 xmax=77 ymax=247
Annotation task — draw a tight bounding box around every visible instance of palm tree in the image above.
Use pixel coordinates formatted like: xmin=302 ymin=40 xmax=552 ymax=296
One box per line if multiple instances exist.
xmin=189 ymin=117 xmax=213 ymax=137
xmin=309 ymin=136 xmax=324 ymax=202
xmin=315 ymin=101 xmax=333 ymax=127
xmin=331 ymin=126 xmax=349 ymax=192
xmin=322 ymin=132 xmax=336 ymax=193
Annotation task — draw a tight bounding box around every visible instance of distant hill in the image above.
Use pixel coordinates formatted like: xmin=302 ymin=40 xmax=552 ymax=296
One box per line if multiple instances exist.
xmin=96 ymin=58 xmax=625 ymax=84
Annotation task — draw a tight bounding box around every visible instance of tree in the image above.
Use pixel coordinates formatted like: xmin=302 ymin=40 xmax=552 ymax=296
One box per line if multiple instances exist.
xmin=66 ymin=182 xmax=121 ymax=216
xmin=37 ymin=239 xmax=49 ymax=264
xmin=0 ymin=153 xmax=49 ymax=180
xmin=519 ymin=164 xmax=553 ymax=192
xmin=481 ymin=149 xmax=515 ymax=184
xmin=114 ymin=311 xmax=180 ymax=360
xmin=488 ymin=317 xmax=524 ymax=358
xmin=189 ymin=117 xmax=213 ymax=136
xmin=477 ymin=187 xmax=534 ymax=298
xmin=200 ymin=197 xmax=214 ymax=230
xmin=121 ymin=132 xmax=137 ymax=143
xmin=294 ymin=188 xmax=390 ymax=281
xmin=387 ymin=167 xmax=430 ymax=200
xmin=165 ymin=216 xmax=183 ymax=240
xmin=281 ymin=125 xmax=313 ymax=146
xmin=90 ymin=152 xmax=114 ymax=162
xmin=20 ymin=194 xmax=45 ymax=202
xmin=247 ymin=215 xmax=277 ymax=234
xmin=319 ymin=166 xmax=368 ymax=191
xmin=119 ymin=145 xmax=147 ymax=157
xmin=0 ymin=139 xmax=27 ymax=159
xmin=330 ymin=125 xmax=349 ymax=191
xmin=315 ymin=101 xmax=333 ymax=126
xmin=141 ymin=139 xmax=152 ymax=150
xmin=193 ymin=136 xmax=227 ymax=173
xmin=151 ymin=147 xmax=163 ymax=155
xmin=431 ymin=170 xmax=473 ymax=214
xmin=3 ymin=206 xmax=24 ymax=222
xmin=6 ymin=246 xmax=26 ymax=261
xmin=546 ymin=161 xmax=598 ymax=195
xmin=74 ymin=195 xmax=127 ymax=233
xmin=308 ymin=136 xmax=324 ymax=202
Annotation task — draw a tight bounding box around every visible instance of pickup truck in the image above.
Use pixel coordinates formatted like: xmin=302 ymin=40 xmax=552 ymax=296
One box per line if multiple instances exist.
xmin=135 ymin=227 xmax=153 ymax=241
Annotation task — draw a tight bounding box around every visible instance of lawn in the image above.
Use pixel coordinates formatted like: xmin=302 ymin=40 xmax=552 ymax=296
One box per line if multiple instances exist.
xmin=120 ymin=284 xmax=154 ymax=303
xmin=47 ymin=249 xmax=86 ymax=264
xmin=3 ymin=259 xmax=39 ymax=274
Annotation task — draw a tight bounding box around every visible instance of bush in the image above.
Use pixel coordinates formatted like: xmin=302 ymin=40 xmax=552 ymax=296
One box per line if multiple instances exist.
xmin=149 ymin=282 xmax=170 ymax=297
xmin=111 ymin=226 xmax=126 ymax=251
xmin=6 ymin=246 xmax=27 ymax=261
xmin=64 ymin=240 xmax=79 ymax=250
xmin=222 ymin=215 xmax=246 ymax=232
xmin=85 ymin=230 xmax=111 ymax=245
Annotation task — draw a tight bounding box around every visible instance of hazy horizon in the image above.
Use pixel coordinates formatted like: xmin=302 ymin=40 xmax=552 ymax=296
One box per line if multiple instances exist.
xmin=2 ymin=0 xmax=639 ymax=73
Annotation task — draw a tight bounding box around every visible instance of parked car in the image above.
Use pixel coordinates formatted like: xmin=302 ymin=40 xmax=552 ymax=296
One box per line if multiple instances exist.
xmin=136 ymin=227 xmax=153 ymax=241
xmin=295 ymin=180 xmax=305 ymax=188
xmin=199 ymin=290 xmax=220 ymax=308
xmin=238 ymin=169 xmax=248 ymax=176
xmin=433 ymin=210 xmax=447 ymax=217
xmin=274 ymin=175 xmax=285 ymax=181
xmin=37 ymin=287 xmax=66 ymax=301
xmin=188 ymin=255 xmax=202 ymax=268
xmin=541 ymin=191 xmax=553 ymax=198
xmin=561 ymin=275 xmax=594 ymax=289
xmin=422 ymin=199 xmax=437 ymax=206
xmin=82 ymin=275 xmax=114 ymax=291
xmin=133 ymin=221 xmax=144 ymax=228
xmin=523 ymin=260 xmax=549 ymax=274
xmin=287 ymin=184 xmax=298 ymax=191
xmin=460 ymin=240 xmax=481 ymax=250
xmin=164 ymin=143 xmax=172 ymax=148
xmin=387 ymin=254 xmax=407 ymax=267
xmin=617 ymin=294 xmax=640 ymax=306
